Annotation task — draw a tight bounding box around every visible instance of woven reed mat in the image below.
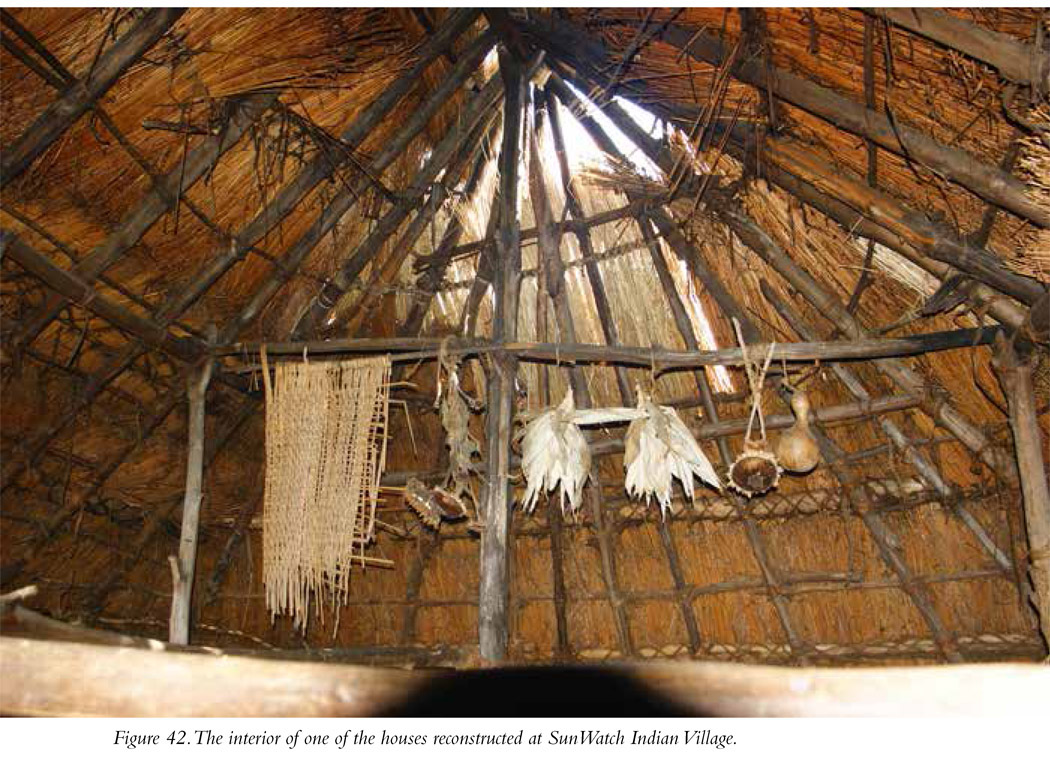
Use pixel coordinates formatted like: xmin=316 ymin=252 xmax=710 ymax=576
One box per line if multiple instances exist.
xmin=261 ymin=352 xmax=391 ymax=630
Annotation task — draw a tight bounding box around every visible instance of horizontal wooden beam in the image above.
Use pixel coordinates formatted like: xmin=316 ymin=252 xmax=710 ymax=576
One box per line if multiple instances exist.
xmin=0 ymin=8 xmax=185 ymax=181
xmin=0 ymin=230 xmax=203 ymax=362
xmin=220 ymin=325 xmax=1006 ymax=369
xmin=864 ymin=8 xmax=1050 ymax=90
xmin=3 ymin=636 xmax=1048 ymax=716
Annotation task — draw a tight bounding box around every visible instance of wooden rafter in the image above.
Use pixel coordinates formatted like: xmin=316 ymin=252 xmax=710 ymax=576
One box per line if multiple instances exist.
xmin=864 ymin=7 xmax=1050 ymax=90
xmin=291 ymin=67 xmax=502 ymax=339
xmin=0 ymin=8 xmax=185 ymax=182
xmin=7 ymin=93 xmax=276 ymax=353
xmin=623 ymin=19 xmax=1050 ymax=228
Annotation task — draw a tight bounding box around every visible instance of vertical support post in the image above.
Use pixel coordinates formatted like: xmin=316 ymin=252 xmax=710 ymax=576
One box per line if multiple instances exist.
xmin=169 ymin=353 xmax=216 ymax=645
xmin=994 ymin=336 xmax=1050 ymax=649
xmin=479 ymin=49 xmax=523 ymax=662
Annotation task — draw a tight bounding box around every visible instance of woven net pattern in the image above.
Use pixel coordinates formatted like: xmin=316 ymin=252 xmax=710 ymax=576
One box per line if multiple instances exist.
xmin=262 ymin=355 xmax=391 ymax=630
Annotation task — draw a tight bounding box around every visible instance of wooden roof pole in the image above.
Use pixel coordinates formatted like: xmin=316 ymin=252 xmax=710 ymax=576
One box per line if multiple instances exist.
xmin=528 ymin=93 xmax=634 ymax=658
xmin=0 ymin=8 xmax=185 ymax=181
xmin=761 ymin=280 xmax=1014 ymax=574
xmin=400 ymin=133 xmax=493 ymax=338
xmin=193 ymin=30 xmax=499 ymax=345
xmin=7 ymin=92 xmax=276 ymax=354
xmin=993 ymin=337 xmax=1050 ymax=649
xmin=0 ymin=232 xmax=204 ymax=363
xmin=555 ymin=82 xmax=810 ymax=665
xmin=739 ymin=150 xmax=1032 ymax=333
xmin=544 ymin=86 xmax=634 ymax=407
xmin=478 ymin=48 xmax=524 ymax=662
xmin=864 ymin=8 xmax=1050 ymax=91
xmin=170 ymin=352 xmax=216 ymax=645
xmin=648 ymin=21 xmax=1050 ymax=229
xmin=1 ymin=17 xmax=491 ymax=493
xmin=755 ymin=137 xmax=1045 ymax=307
xmin=292 ymin=73 xmax=503 ymax=339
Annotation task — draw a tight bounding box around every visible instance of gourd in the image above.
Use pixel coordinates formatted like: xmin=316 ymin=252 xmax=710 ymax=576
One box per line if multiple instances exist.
xmin=775 ymin=390 xmax=821 ymax=474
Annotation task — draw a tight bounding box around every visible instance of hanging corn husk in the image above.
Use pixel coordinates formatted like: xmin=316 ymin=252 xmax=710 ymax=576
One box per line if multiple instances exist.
xmin=624 ymin=387 xmax=722 ymax=514
xmin=727 ymin=319 xmax=782 ymax=498
xmin=520 ymin=388 xmax=641 ymax=514
xmin=775 ymin=389 xmax=821 ymax=473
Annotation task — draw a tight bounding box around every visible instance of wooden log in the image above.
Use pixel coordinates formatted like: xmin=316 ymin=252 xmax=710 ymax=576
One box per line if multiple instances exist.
xmin=400 ymin=140 xmax=493 ymax=337
xmin=993 ymin=335 xmax=1050 ymax=649
xmin=225 ymin=326 xmax=1008 ymax=369
xmin=0 ymin=8 xmax=185 ymax=181
xmin=545 ymin=86 xmax=634 ymax=404
xmin=8 ymin=93 xmax=276 ymax=353
xmin=3 ymin=635 xmax=1050 ymax=717
xmin=169 ymin=356 xmax=216 ymax=645
xmin=865 ymin=8 xmax=1050 ymax=90
xmin=741 ymin=152 xmax=1032 ymax=333
xmin=0 ymin=231 xmax=203 ymax=362
xmin=756 ymin=137 xmax=1046 ymax=306
xmin=645 ymin=21 xmax=1050 ymax=228
xmin=479 ymin=50 xmax=525 ymax=663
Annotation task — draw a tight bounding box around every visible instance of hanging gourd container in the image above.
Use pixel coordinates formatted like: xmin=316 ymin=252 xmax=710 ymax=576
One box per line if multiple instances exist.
xmin=775 ymin=389 xmax=821 ymax=474
xmin=726 ymin=319 xmax=782 ymax=498
xmin=728 ymin=444 xmax=782 ymax=498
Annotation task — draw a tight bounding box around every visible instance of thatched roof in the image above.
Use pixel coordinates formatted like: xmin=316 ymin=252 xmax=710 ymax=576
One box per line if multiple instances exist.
xmin=1 ymin=8 xmax=1048 ymax=668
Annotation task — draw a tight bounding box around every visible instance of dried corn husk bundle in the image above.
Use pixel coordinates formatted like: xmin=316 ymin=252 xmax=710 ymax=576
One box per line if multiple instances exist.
xmin=624 ymin=387 xmax=722 ymax=515
xmin=520 ymin=388 xmax=641 ymax=514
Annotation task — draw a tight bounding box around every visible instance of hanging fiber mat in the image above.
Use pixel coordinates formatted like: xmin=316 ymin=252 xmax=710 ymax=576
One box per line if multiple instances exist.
xmin=261 ymin=351 xmax=391 ymax=631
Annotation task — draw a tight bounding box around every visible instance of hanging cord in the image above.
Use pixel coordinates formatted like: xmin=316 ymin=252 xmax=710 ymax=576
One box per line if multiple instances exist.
xmin=734 ymin=318 xmax=776 ymax=449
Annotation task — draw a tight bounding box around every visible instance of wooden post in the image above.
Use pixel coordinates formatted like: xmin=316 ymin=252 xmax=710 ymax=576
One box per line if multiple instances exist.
xmin=170 ymin=353 xmax=216 ymax=645
xmin=994 ymin=336 xmax=1050 ymax=649
xmin=479 ymin=49 xmax=524 ymax=662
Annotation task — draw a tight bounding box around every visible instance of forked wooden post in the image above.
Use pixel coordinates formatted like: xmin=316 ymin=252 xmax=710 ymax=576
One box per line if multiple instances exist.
xmin=170 ymin=350 xmax=217 ymax=645
xmin=994 ymin=335 xmax=1050 ymax=649
xmin=479 ymin=49 xmax=524 ymax=662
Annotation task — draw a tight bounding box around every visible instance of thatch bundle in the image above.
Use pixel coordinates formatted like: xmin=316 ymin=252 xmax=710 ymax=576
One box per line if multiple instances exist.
xmin=1010 ymin=111 xmax=1050 ymax=283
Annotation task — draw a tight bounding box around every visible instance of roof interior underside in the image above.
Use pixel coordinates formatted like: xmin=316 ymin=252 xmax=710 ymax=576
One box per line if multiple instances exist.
xmin=0 ymin=7 xmax=1046 ymax=663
